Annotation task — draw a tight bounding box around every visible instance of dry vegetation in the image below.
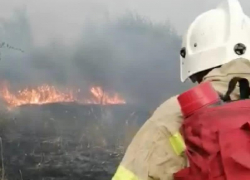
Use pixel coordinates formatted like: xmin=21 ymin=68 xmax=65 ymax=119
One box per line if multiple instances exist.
xmin=0 ymin=103 xmax=149 ymax=180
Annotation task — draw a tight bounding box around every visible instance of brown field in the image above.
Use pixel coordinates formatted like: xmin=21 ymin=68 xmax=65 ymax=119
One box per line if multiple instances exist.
xmin=0 ymin=103 xmax=149 ymax=180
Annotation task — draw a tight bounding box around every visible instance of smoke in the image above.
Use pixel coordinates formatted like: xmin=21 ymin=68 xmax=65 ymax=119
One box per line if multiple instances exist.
xmin=0 ymin=9 xmax=192 ymax=110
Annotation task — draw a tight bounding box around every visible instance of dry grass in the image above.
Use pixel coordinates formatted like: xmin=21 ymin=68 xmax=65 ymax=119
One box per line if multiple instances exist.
xmin=77 ymin=111 xmax=143 ymax=154
xmin=0 ymin=104 xmax=149 ymax=180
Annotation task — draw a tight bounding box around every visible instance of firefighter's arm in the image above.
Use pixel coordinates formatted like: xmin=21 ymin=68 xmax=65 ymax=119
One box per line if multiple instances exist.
xmin=112 ymin=120 xmax=156 ymax=180
xmin=112 ymin=122 xmax=186 ymax=180
xmin=147 ymin=129 xmax=186 ymax=180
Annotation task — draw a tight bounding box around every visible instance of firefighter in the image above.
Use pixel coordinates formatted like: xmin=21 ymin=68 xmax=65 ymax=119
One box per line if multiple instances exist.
xmin=112 ymin=0 xmax=250 ymax=179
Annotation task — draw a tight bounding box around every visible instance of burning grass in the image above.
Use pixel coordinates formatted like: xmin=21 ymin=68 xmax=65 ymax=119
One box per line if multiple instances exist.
xmin=0 ymin=82 xmax=126 ymax=108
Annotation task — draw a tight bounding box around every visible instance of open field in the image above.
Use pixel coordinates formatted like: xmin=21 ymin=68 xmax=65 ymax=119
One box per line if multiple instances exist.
xmin=0 ymin=103 xmax=150 ymax=180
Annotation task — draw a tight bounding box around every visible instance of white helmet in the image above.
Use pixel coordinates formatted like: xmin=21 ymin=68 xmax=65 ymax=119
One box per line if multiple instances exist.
xmin=180 ymin=0 xmax=250 ymax=82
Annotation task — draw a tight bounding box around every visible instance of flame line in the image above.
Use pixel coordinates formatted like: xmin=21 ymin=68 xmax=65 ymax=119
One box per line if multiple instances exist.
xmin=0 ymin=83 xmax=126 ymax=108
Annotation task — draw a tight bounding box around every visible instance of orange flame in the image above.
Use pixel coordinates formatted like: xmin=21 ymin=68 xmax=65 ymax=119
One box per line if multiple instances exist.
xmin=0 ymin=83 xmax=126 ymax=108
xmin=86 ymin=87 xmax=126 ymax=105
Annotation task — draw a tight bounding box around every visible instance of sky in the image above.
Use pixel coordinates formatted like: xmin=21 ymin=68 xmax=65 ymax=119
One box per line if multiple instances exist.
xmin=1 ymin=0 xmax=250 ymax=46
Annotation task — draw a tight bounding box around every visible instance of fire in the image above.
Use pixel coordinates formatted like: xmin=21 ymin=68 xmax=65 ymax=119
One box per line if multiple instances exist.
xmin=0 ymin=83 xmax=126 ymax=108
xmin=86 ymin=87 xmax=126 ymax=105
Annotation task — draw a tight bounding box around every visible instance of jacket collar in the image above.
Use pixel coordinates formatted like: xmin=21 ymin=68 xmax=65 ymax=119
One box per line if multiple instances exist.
xmin=203 ymin=58 xmax=250 ymax=100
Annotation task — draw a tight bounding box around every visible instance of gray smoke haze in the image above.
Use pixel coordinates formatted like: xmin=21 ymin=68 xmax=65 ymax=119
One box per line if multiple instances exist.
xmin=0 ymin=9 xmax=192 ymax=110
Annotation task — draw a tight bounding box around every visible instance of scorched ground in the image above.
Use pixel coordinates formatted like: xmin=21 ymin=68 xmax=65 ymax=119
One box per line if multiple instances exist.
xmin=0 ymin=83 xmax=150 ymax=180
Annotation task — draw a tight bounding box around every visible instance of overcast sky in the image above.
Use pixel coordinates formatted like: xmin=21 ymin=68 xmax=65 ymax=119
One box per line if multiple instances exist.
xmin=0 ymin=0 xmax=250 ymax=45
